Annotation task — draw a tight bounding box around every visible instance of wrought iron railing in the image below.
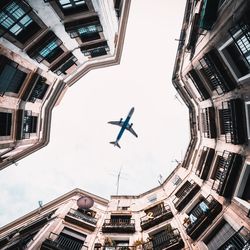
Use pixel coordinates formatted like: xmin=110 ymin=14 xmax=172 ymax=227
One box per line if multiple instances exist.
xmin=185 ymin=195 xmax=222 ymax=240
xmin=43 ymin=232 xmax=88 ymax=250
xmin=102 ymin=218 xmax=135 ymax=233
xmin=173 ymin=180 xmax=200 ymax=211
xmin=68 ymin=208 xmax=97 ymax=225
xmin=140 ymin=204 xmax=172 ymax=230
xmin=218 ymin=226 xmax=250 ymax=250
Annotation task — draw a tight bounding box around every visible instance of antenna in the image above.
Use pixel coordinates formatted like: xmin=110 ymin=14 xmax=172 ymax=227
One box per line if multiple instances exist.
xmin=158 ymin=174 xmax=163 ymax=185
xmin=116 ymin=166 xmax=122 ymax=195
xmin=174 ymin=94 xmax=184 ymax=105
xmin=38 ymin=200 xmax=43 ymax=208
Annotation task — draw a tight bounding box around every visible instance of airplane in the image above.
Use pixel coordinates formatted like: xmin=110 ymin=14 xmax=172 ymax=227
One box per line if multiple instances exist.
xmin=108 ymin=107 xmax=138 ymax=148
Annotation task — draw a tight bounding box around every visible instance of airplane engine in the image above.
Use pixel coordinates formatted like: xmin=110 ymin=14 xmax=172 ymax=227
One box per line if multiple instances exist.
xmin=130 ymin=123 xmax=133 ymax=128
xmin=120 ymin=118 xmax=123 ymax=123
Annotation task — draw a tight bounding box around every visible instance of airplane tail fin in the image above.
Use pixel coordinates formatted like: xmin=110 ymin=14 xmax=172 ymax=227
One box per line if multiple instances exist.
xmin=110 ymin=141 xmax=121 ymax=148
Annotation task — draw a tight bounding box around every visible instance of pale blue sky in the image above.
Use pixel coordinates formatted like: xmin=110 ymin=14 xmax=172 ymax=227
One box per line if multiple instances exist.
xmin=0 ymin=0 xmax=188 ymax=226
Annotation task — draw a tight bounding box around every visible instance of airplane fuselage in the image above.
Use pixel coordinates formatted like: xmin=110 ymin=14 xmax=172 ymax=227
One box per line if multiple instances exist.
xmin=116 ymin=107 xmax=134 ymax=143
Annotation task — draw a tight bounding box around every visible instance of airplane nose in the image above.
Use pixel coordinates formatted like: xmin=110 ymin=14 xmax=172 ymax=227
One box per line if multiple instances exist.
xmin=129 ymin=107 xmax=135 ymax=116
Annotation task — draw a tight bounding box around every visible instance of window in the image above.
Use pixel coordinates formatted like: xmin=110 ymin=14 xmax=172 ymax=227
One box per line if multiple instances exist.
xmin=81 ymin=41 xmax=110 ymax=58
xmin=22 ymin=111 xmax=38 ymax=139
xmin=201 ymin=107 xmax=216 ymax=138
xmin=224 ymin=22 xmax=250 ymax=78
xmin=27 ymin=31 xmax=63 ymax=63
xmin=0 ymin=112 xmax=12 ymax=136
xmin=187 ymin=69 xmax=210 ymax=100
xmin=199 ymin=50 xmax=236 ymax=94
xmin=234 ymin=163 xmax=250 ymax=209
xmin=54 ymin=228 xmax=86 ymax=250
xmin=50 ymin=52 xmax=78 ymax=76
xmin=64 ymin=16 xmax=103 ymax=41
xmin=39 ymin=41 xmax=63 ymax=63
xmin=57 ymin=0 xmax=88 ymax=15
xmin=28 ymin=77 xmax=49 ymax=103
xmin=0 ymin=55 xmax=27 ymax=95
xmin=0 ymin=1 xmax=41 ymax=44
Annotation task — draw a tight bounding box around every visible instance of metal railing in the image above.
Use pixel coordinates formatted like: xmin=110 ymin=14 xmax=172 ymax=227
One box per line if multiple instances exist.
xmin=103 ymin=218 xmax=135 ymax=227
xmin=68 ymin=208 xmax=97 ymax=225
xmin=140 ymin=204 xmax=171 ymax=225
xmin=218 ymin=227 xmax=250 ymax=250
xmin=44 ymin=232 xmax=88 ymax=250
xmin=173 ymin=180 xmax=199 ymax=210
xmin=212 ymin=151 xmax=232 ymax=193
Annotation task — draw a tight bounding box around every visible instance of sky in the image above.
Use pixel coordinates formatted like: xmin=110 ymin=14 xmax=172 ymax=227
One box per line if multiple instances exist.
xmin=0 ymin=0 xmax=188 ymax=226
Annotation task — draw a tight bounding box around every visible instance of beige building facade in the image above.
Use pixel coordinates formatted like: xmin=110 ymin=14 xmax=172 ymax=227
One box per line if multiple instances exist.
xmin=0 ymin=0 xmax=130 ymax=170
xmin=0 ymin=0 xmax=250 ymax=249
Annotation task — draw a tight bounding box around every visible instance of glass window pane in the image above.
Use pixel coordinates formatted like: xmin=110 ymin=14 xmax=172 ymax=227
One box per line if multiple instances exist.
xmin=39 ymin=41 xmax=58 ymax=57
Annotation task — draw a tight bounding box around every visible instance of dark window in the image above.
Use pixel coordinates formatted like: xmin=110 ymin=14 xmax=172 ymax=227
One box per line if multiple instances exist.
xmin=0 ymin=56 xmax=27 ymax=95
xmin=26 ymin=31 xmax=63 ymax=63
xmin=199 ymin=50 xmax=236 ymax=94
xmin=204 ymin=220 xmax=236 ymax=250
xmin=23 ymin=111 xmax=38 ymax=137
xmin=65 ymin=16 xmax=102 ymax=40
xmin=28 ymin=77 xmax=49 ymax=102
xmin=81 ymin=41 xmax=109 ymax=58
xmin=57 ymin=0 xmax=89 ymax=16
xmin=0 ymin=1 xmax=41 ymax=44
xmin=0 ymin=112 xmax=12 ymax=136
xmin=50 ymin=52 xmax=78 ymax=75
xmin=227 ymin=23 xmax=250 ymax=78
xmin=188 ymin=69 xmax=210 ymax=100
xmin=57 ymin=228 xmax=86 ymax=250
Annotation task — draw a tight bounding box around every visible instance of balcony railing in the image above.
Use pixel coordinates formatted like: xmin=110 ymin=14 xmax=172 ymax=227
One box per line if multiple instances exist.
xmin=173 ymin=180 xmax=200 ymax=211
xmin=102 ymin=218 xmax=135 ymax=233
xmin=212 ymin=151 xmax=243 ymax=197
xmin=140 ymin=204 xmax=173 ymax=230
xmin=65 ymin=209 xmax=97 ymax=231
xmin=185 ymin=195 xmax=222 ymax=240
xmin=195 ymin=147 xmax=215 ymax=180
xmin=199 ymin=50 xmax=236 ymax=94
xmin=221 ymin=99 xmax=246 ymax=144
xmin=218 ymin=226 xmax=250 ymax=250
xmin=41 ymin=232 xmax=87 ymax=250
xmin=201 ymin=107 xmax=217 ymax=138
xmin=148 ymin=228 xmax=184 ymax=250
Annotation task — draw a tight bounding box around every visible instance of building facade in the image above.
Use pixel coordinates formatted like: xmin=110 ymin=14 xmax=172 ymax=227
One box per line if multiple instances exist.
xmin=0 ymin=0 xmax=250 ymax=249
xmin=0 ymin=0 xmax=130 ymax=170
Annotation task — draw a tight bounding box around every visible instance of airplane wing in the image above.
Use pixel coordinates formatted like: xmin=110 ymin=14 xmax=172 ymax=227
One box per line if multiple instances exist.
xmin=108 ymin=121 xmax=124 ymax=127
xmin=126 ymin=126 xmax=138 ymax=138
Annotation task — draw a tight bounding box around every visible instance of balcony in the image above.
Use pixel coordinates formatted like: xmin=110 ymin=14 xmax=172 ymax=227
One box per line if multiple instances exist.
xmin=145 ymin=228 xmax=184 ymax=250
xmin=195 ymin=147 xmax=215 ymax=180
xmin=102 ymin=218 xmax=135 ymax=233
xmin=140 ymin=204 xmax=173 ymax=230
xmin=173 ymin=180 xmax=200 ymax=212
xmin=41 ymin=233 xmax=87 ymax=250
xmin=199 ymin=49 xmax=236 ymax=94
xmin=21 ymin=73 xmax=48 ymax=103
xmin=65 ymin=208 xmax=97 ymax=231
xmin=15 ymin=110 xmax=38 ymax=140
xmin=217 ymin=227 xmax=250 ymax=250
xmin=220 ymin=99 xmax=246 ymax=144
xmin=199 ymin=0 xmax=220 ymax=30
xmin=212 ymin=151 xmax=243 ymax=198
xmin=50 ymin=53 xmax=78 ymax=76
xmin=185 ymin=195 xmax=222 ymax=240
xmin=81 ymin=41 xmax=110 ymax=58
xmin=201 ymin=107 xmax=217 ymax=138
xmin=188 ymin=69 xmax=210 ymax=100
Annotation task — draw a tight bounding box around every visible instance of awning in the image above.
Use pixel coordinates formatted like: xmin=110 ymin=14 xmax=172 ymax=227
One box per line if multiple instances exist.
xmin=199 ymin=0 xmax=220 ymax=30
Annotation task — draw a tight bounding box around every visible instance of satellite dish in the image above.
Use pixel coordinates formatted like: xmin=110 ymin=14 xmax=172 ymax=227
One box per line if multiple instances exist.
xmin=77 ymin=196 xmax=94 ymax=210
